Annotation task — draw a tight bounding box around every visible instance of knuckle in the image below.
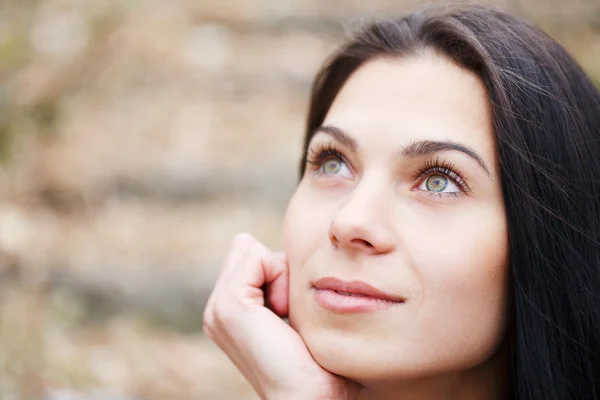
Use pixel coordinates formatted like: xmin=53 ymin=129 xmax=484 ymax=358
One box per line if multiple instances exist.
xmin=202 ymin=320 xmax=214 ymax=339
xmin=202 ymin=307 xmax=214 ymax=328
xmin=232 ymin=232 xmax=254 ymax=247
xmin=211 ymin=300 xmax=232 ymax=324
xmin=202 ymin=305 xmax=217 ymax=336
xmin=203 ymin=301 xmax=235 ymax=340
xmin=225 ymin=233 xmax=267 ymax=265
xmin=205 ymin=297 xmax=230 ymax=328
xmin=202 ymin=323 xmax=212 ymax=338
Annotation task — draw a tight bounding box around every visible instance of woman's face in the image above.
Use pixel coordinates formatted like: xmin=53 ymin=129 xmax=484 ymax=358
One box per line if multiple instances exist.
xmin=283 ymin=51 xmax=509 ymax=384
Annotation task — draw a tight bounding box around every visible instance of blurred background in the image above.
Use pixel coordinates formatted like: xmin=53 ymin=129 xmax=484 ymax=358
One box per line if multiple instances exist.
xmin=0 ymin=0 xmax=598 ymax=399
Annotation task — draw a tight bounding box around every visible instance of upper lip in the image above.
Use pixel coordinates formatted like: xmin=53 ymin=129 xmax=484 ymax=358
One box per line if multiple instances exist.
xmin=313 ymin=277 xmax=406 ymax=303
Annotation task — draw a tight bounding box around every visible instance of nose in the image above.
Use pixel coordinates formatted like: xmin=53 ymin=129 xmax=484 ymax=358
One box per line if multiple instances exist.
xmin=328 ymin=178 xmax=397 ymax=255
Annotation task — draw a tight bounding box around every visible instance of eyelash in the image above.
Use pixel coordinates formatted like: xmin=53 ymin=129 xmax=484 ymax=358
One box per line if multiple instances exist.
xmin=305 ymin=142 xmax=346 ymax=171
xmin=415 ymin=157 xmax=470 ymax=197
xmin=304 ymin=143 xmax=470 ymax=196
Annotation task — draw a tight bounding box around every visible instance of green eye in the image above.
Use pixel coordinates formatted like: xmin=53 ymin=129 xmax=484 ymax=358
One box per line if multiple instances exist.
xmin=425 ymin=174 xmax=448 ymax=192
xmin=322 ymin=158 xmax=342 ymax=174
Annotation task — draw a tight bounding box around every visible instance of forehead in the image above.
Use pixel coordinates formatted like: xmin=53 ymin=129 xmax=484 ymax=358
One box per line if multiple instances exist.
xmin=321 ymin=52 xmax=497 ymax=167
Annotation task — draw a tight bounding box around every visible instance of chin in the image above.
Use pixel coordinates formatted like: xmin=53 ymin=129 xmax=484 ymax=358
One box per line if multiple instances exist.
xmin=295 ymin=319 xmax=504 ymax=385
xmin=297 ymin=323 xmax=426 ymax=382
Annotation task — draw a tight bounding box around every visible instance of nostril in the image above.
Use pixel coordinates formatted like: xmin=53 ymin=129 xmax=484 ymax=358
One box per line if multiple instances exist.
xmin=329 ymin=232 xmax=340 ymax=247
xmin=350 ymin=238 xmax=374 ymax=248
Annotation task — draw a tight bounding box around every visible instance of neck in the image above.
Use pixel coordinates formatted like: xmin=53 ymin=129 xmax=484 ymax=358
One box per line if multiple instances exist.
xmin=356 ymin=338 xmax=510 ymax=400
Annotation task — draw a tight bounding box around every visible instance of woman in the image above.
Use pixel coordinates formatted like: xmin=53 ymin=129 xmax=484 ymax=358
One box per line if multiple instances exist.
xmin=203 ymin=4 xmax=600 ymax=399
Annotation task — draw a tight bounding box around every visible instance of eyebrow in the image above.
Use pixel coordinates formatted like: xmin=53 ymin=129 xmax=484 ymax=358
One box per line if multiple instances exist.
xmin=312 ymin=125 xmax=492 ymax=177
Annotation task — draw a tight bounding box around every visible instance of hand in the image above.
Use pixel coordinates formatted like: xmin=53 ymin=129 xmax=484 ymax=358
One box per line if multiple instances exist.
xmin=203 ymin=233 xmax=360 ymax=400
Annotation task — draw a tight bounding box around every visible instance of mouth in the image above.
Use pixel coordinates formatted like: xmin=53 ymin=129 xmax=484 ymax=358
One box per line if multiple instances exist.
xmin=312 ymin=277 xmax=406 ymax=314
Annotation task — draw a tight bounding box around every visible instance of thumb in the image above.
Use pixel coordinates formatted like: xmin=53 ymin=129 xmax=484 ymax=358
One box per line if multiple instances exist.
xmin=262 ymin=252 xmax=289 ymax=318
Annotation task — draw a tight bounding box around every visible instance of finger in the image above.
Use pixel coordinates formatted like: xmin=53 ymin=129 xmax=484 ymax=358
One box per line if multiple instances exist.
xmin=263 ymin=253 xmax=289 ymax=318
xmin=207 ymin=234 xmax=266 ymax=313
xmin=205 ymin=234 xmax=258 ymax=322
xmin=219 ymin=233 xmax=263 ymax=283
xmin=223 ymin=234 xmax=270 ymax=291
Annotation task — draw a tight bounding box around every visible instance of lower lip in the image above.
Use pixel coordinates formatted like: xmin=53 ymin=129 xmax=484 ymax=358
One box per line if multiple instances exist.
xmin=314 ymin=289 xmax=403 ymax=313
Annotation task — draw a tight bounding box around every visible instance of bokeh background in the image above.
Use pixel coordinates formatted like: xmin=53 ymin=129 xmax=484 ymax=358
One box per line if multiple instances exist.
xmin=0 ymin=0 xmax=599 ymax=399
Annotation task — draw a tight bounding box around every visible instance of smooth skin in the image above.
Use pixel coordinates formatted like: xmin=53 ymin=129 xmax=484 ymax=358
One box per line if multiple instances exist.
xmin=204 ymin=50 xmax=510 ymax=400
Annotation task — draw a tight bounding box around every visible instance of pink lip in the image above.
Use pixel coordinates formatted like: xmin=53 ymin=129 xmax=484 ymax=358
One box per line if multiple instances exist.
xmin=312 ymin=277 xmax=405 ymax=314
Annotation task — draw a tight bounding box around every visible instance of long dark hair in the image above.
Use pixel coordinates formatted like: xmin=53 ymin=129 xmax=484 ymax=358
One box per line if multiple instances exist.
xmin=299 ymin=4 xmax=600 ymax=400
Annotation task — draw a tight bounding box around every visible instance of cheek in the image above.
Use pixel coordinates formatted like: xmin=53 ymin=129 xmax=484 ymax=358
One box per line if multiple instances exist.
xmin=412 ymin=209 xmax=508 ymax=296
xmin=283 ymin=191 xmax=312 ymax=268
xmin=282 ymin=188 xmax=329 ymax=281
xmin=408 ymin=208 xmax=510 ymax=358
xmin=282 ymin=184 xmax=338 ymax=266
xmin=283 ymin=190 xmax=318 ymax=327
